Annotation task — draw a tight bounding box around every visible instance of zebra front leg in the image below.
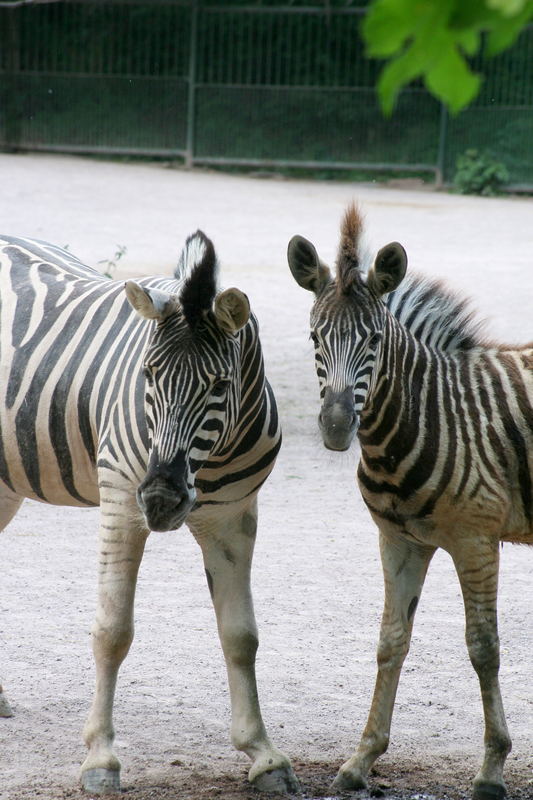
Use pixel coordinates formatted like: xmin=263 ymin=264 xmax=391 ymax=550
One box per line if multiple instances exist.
xmin=452 ymin=538 xmax=511 ymax=800
xmin=191 ymin=502 xmax=299 ymax=794
xmin=81 ymin=497 xmax=149 ymax=795
xmin=333 ymin=531 xmax=435 ymax=791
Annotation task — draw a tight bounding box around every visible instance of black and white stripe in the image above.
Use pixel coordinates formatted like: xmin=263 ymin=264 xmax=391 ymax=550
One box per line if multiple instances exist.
xmin=0 ymin=231 xmax=297 ymax=795
xmin=288 ymin=203 xmax=532 ymax=800
xmin=0 ymin=233 xmax=279 ymax=517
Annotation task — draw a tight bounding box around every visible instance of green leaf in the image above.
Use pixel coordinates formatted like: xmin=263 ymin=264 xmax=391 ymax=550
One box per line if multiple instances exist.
xmin=486 ymin=3 xmax=533 ymax=53
xmin=486 ymin=0 xmax=528 ymax=16
xmin=363 ymin=0 xmax=418 ymax=57
xmin=365 ymin=0 xmax=533 ymax=114
xmin=450 ymin=0 xmax=500 ymax=28
xmin=425 ymin=40 xmax=481 ymax=113
xmin=377 ymin=44 xmax=426 ymax=114
xmin=454 ymin=28 xmax=481 ymax=55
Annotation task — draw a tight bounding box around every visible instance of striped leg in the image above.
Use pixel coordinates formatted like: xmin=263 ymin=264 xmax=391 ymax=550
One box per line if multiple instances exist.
xmin=81 ymin=487 xmax=149 ymax=794
xmin=0 ymin=483 xmax=24 ymax=717
xmin=333 ymin=530 xmax=435 ymax=790
xmin=191 ymin=500 xmax=299 ymax=794
xmin=451 ymin=537 xmax=511 ymax=800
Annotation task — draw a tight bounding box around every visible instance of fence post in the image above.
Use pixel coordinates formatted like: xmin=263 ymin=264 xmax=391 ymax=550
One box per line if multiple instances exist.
xmin=185 ymin=0 xmax=199 ymax=168
xmin=435 ymin=102 xmax=448 ymax=188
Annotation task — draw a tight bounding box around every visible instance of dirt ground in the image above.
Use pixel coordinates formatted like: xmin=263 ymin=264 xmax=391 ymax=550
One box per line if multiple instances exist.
xmin=0 ymin=154 xmax=531 ymax=800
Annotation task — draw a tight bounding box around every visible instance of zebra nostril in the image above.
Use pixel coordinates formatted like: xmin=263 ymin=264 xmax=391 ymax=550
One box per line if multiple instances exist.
xmin=172 ymin=491 xmax=188 ymax=511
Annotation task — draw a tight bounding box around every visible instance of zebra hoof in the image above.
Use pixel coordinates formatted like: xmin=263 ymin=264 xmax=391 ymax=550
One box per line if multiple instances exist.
xmin=472 ymin=781 xmax=507 ymax=800
xmin=331 ymin=768 xmax=368 ymax=791
xmin=81 ymin=767 xmax=121 ymax=794
xmin=0 ymin=693 xmax=14 ymax=718
xmin=252 ymin=766 xmax=300 ymax=794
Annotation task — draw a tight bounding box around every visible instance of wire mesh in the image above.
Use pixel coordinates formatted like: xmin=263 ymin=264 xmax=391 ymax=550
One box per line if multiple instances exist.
xmin=0 ymin=1 xmax=531 ymax=188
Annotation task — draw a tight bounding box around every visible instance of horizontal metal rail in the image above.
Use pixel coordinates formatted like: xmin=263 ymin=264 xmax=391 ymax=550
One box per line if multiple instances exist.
xmin=13 ymin=143 xmax=188 ymax=157
xmin=192 ymin=156 xmax=439 ymax=173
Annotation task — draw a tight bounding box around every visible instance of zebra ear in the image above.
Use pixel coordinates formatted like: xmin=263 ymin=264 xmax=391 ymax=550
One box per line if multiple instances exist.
xmin=367 ymin=242 xmax=407 ymax=297
xmin=287 ymin=235 xmax=332 ymax=294
xmin=125 ymin=281 xmax=176 ymax=321
xmin=214 ymin=288 xmax=250 ymax=333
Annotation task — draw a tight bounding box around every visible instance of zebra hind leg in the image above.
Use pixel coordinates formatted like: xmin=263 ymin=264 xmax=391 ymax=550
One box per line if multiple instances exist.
xmin=451 ymin=538 xmax=511 ymax=800
xmin=0 ymin=483 xmax=24 ymax=717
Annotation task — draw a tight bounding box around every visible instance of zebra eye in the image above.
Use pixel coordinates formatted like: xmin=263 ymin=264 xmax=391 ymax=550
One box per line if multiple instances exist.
xmin=211 ymin=379 xmax=229 ymax=397
xmin=368 ymin=332 xmax=381 ymax=348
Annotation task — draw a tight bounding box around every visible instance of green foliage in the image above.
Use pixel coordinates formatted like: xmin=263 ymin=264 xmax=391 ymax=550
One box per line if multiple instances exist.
xmin=453 ymin=148 xmax=509 ymax=195
xmin=363 ymin=0 xmax=533 ymax=114
xmin=98 ymin=244 xmax=127 ymax=279
xmin=2 ymin=1 xmax=530 ymax=187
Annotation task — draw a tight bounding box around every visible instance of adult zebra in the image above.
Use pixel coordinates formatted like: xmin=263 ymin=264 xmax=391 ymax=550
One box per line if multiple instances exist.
xmin=287 ymin=204 xmax=532 ymax=800
xmin=0 ymin=231 xmax=298 ymax=795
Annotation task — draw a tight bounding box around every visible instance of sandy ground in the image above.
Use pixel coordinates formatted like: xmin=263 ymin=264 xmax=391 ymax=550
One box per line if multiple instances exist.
xmin=0 ymin=154 xmax=531 ymax=800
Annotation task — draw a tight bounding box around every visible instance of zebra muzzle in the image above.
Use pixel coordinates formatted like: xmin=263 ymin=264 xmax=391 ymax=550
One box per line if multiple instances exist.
xmin=137 ymin=474 xmax=196 ymax=532
xmin=319 ymin=387 xmax=358 ymax=451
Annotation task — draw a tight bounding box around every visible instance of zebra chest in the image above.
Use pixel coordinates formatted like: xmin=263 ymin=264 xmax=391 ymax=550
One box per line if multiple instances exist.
xmin=359 ymin=484 xmax=437 ymax=544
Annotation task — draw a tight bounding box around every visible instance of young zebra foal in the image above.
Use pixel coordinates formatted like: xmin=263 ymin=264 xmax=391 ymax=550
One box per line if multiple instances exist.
xmin=288 ymin=204 xmax=532 ymax=800
xmin=0 ymin=231 xmax=298 ymax=795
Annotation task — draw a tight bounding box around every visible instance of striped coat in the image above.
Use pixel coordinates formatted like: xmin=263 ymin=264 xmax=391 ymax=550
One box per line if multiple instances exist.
xmin=288 ymin=204 xmax=532 ymax=800
xmin=0 ymin=233 xmax=298 ymax=794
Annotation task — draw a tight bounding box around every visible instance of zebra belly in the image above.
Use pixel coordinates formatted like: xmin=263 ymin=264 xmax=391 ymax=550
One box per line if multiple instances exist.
xmin=499 ymin=489 xmax=533 ymax=543
xmin=0 ymin=404 xmax=99 ymax=507
xmin=362 ymin=477 xmax=532 ymax=548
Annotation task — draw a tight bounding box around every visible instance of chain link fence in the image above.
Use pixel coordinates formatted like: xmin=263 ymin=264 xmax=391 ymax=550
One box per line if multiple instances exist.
xmin=1 ymin=0 xmax=532 ymax=188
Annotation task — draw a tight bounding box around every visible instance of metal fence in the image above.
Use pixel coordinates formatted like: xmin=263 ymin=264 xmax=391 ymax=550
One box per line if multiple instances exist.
xmin=1 ymin=1 xmax=532 ymax=188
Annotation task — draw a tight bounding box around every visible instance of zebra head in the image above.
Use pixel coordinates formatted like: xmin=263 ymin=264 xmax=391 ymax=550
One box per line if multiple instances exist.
xmin=125 ymin=231 xmax=250 ymax=532
xmin=288 ymin=204 xmax=407 ymax=451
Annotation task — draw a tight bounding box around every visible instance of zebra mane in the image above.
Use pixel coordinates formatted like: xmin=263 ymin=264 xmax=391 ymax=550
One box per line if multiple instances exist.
xmin=176 ymin=230 xmax=218 ymax=329
xmin=336 ymin=203 xmax=366 ymax=295
xmin=385 ymin=272 xmax=486 ymax=351
xmin=337 ymin=204 xmax=485 ymax=351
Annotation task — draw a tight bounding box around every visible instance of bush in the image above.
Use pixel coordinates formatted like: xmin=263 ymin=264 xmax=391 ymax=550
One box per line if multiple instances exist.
xmin=453 ymin=148 xmax=509 ymax=196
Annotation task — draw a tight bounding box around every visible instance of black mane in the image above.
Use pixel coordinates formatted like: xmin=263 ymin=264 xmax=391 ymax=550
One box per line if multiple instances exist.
xmin=178 ymin=231 xmax=218 ymax=329
xmin=385 ymin=272 xmax=486 ymax=351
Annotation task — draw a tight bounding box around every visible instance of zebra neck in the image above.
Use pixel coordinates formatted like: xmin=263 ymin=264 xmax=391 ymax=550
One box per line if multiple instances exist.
xmin=211 ymin=317 xmax=269 ymax=459
xmin=358 ymin=315 xmax=431 ymax=465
